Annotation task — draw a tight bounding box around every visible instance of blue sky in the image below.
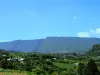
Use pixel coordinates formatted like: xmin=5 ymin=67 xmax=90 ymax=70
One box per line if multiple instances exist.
xmin=0 ymin=0 xmax=100 ymax=41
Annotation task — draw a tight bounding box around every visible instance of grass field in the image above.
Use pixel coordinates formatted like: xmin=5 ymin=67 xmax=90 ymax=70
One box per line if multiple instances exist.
xmin=0 ymin=72 xmax=27 ymax=75
xmin=0 ymin=71 xmax=36 ymax=75
xmin=54 ymin=62 xmax=76 ymax=69
xmin=0 ymin=72 xmax=36 ymax=75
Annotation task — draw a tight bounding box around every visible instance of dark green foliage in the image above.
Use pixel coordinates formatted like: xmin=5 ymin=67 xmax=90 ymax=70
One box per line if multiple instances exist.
xmin=0 ymin=49 xmax=9 ymax=69
xmin=77 ymin=63 xmax=85 ymax=75
xmin=82 ymin=66 xmax=93 ymax=75
xmin=92 ymin=44 xmax=100 ymax=52
xmin=87 ymin=59 xmax=99 ymax=73
xmin=73 ymin=52 xmax=77 ymax=56
xmin=83 ymin=59 xmax=100 ymax=75
xmin=88 ymin=44 xmax=100 ymax=55
xmin=0 ymin=57 xmax=8 ymax=69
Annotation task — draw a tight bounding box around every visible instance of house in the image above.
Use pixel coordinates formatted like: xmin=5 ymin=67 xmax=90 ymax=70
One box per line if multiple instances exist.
xmin=7 ymin=58 xmax=24 ymax=61
xmin=2 ymin=55 xmax=6 ymax=57
xmin=19 ymin=58 xmax=24 ymax=61
xmin=53 ymin=58 xmax=57 ymax=60
xmin=74 ymin=63 xmax=79 ymax=66
xmin=7 ymin=58 xmax=12 ymax=61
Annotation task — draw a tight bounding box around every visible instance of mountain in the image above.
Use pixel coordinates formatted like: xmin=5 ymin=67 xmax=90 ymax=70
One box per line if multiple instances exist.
xmin=0 ymin=39 xmax=44 ymax=52
xmin=0 ymin=37 xmax=100 ymax=53
xmin=38 ymin=37 xmax=100 ymax=53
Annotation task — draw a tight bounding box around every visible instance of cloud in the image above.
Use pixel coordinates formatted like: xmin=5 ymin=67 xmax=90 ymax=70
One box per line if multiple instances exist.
xmin=77 ymin=32 xmax=89 ymax=37
xmin=77 ymin=28 xmax=100 ymax=37
xmin=96 ymin=28 xmax=100 ymax=34
xmin=73 ymin=17 xmax=76 ymax=20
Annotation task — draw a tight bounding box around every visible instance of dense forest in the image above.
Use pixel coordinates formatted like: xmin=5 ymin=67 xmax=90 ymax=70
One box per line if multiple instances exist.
xmin=0 ymin=44 xmax=100 ymax=75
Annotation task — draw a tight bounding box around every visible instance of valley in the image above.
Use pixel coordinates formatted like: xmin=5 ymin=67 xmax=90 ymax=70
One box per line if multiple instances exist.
xmin=0 ymin=44 xmax=100 ymax=75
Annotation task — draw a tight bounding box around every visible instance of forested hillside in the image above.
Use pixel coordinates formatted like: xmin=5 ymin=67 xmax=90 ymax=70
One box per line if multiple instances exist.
xmin=0 ymin=47 xmax=100 ymax=75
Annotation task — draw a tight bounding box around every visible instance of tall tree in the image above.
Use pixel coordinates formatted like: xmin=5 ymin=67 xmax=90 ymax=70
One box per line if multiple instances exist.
xmin=83 ymin=59 xmax=100 ymax=75
xmin=77 ymin=63 xmax=85 ymax=75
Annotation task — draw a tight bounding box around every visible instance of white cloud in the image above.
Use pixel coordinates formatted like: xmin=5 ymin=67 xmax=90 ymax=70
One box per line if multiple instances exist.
xmin=77 ymin=28 xmax=100 ymax=38
xmin=77 ymin=32 xmax=89 ymax=37
xmin=96 ymin=28 xmax=100 ymax=34
xmin=73 ymin=17 xmax=76 ymax=20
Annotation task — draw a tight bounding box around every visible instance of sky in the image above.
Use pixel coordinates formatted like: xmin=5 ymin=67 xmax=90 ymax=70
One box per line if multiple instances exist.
xmin=0 ymin=0 xmax=100 ymax=41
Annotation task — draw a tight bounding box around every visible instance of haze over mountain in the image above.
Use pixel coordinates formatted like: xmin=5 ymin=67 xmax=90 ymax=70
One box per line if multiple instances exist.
xmin=0 ymin=37 xmax=100 ymax=53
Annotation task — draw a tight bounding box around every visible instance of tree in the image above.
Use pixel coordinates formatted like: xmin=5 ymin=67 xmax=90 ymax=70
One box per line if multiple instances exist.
xmin=73 ymin=52 xmax=77 ymax=56
xmin=92 ymin=44 xmax=100 ymax=52
xmin=32 ymin=68 xmax=44 ymax=75
xmin=83 ymin=59 xmax=100 ymax=75
xmin=77 ymin=63 xmax=85 ymax=75
xmin=83 ymin=66 xmax=92 ymax=75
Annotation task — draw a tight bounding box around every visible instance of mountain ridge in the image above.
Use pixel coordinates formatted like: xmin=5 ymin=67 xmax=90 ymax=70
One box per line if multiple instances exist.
xmin=0 ymin=37 xmax=100 ymax=53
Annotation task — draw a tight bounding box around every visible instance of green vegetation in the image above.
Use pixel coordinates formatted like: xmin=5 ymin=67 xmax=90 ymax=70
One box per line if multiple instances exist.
xmin=0 ymin=44 xmax=100 ymax=75
xmin=54 ymin=62 xmax=75 ymax=69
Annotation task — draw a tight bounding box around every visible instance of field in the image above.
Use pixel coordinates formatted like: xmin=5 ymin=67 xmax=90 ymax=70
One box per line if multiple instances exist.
xmin=1 ymin=58 xmax=100 ymax=75
xmin=0 ymin=70 xmax=35 ymax=75
xmin=54 ymin=62 xmax=75 ymax=69
xmin=0 ymin=72 xmax=27 ymax=75
xmin=0 ymin=72 xmax=35 ymax=75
